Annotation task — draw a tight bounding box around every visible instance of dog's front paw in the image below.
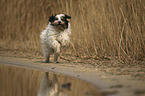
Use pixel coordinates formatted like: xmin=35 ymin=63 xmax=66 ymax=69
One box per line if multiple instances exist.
xmin=54 ymin=61 xmax=60 ymax=63
xmin=62 ymin=40 xmax=69 ymax=46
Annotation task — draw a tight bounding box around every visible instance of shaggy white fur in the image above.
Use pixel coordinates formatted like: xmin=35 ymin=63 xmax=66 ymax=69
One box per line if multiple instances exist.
xmin=40 ymin=14 xmax=71 ymax=63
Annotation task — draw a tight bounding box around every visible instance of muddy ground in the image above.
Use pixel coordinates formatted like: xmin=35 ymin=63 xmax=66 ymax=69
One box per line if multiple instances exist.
xmin=0 ymin=47 xmax=145 ymax=80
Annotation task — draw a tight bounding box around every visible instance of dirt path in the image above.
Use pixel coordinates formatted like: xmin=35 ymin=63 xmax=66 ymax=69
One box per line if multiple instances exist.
xmin=0 ymin=49 xmax=145 ymax=96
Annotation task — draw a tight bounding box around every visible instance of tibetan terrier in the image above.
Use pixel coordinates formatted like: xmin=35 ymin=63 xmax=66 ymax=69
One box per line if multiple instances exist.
xmin=40 ymin=14 xmax=71 ymax=63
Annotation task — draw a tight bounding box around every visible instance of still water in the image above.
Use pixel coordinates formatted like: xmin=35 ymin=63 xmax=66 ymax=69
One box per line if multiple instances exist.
xmin=0 ymin=64 xmax=102 ymax=96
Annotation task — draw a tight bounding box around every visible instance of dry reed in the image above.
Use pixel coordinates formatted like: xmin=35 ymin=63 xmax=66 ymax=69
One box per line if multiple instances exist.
xmin=0 ymin=0 xmax=144 ymax=63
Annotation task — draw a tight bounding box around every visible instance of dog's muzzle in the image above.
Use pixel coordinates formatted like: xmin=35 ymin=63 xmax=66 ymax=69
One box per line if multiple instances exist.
xmin=56 ymin=22 xmax=65 ymax=29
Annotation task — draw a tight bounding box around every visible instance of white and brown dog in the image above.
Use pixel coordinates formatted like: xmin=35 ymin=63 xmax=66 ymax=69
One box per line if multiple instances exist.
xmin=40 ymin=14 xmax=71 ymax=63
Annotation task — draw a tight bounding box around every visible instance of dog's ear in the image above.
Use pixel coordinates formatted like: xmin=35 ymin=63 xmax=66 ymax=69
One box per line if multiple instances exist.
xmin=49 ymin=14 xmax=55 ymax=22
xmin=65 ymin=14 xmax=71 ymax=19
xmin=65 ymin=14 xmax=71 ymax=22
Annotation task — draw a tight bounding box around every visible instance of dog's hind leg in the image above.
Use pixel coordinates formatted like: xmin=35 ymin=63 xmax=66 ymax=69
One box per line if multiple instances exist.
xmin=42 ymin=44 xmax=51 ymax=63
xmin=45 ymin=55 xmax=50 ymax=63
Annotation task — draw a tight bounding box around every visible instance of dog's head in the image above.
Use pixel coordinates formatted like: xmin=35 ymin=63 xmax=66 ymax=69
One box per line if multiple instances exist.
xmin=49 ymin=14 xmax=71 ymax=30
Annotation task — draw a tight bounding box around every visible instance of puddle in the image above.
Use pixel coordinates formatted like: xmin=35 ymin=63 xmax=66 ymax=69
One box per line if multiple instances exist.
xmin=0 ymin=64 xmax=102 ymax=96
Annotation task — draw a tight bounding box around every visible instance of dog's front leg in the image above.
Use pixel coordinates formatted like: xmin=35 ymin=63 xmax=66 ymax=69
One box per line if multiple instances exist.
xmin=54 ymin=42 xmax=61 ymax=63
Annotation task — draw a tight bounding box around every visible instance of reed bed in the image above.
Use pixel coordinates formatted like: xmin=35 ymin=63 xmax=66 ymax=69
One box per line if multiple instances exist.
xmin=0 ymin=0 xmax=144 ymax=63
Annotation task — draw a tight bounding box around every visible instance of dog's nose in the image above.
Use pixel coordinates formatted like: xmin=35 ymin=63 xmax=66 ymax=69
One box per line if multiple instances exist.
xmin=58 ymin=21 xmax=61 ymax=24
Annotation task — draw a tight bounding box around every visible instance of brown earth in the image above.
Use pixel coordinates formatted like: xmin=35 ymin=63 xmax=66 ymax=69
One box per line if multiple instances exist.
xmin=0 ymin=47 xmax=145 ymax=81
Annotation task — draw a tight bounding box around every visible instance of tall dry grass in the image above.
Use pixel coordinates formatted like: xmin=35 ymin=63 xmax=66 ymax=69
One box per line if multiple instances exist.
xmin=0 ymin=0 xmax=145 ymax=63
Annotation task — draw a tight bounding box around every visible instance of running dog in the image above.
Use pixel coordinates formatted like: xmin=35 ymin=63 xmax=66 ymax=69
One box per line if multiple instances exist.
xmin=40 ymin=14 xmax=71 ymax=63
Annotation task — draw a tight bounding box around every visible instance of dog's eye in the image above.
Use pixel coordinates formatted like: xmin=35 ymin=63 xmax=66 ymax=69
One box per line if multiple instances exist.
xmin=61 ymin=17 xmax=65 ymax=21
xmin=61 ymin=19 xmax=64 ymax=21
xmin=55 ymin=17 xmax=58 ymax=20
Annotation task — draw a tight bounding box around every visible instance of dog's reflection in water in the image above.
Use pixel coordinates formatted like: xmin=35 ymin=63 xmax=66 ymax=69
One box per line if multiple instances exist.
xmin=38 ymin=72 xmax=68 ymax=96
